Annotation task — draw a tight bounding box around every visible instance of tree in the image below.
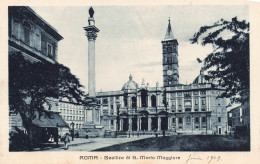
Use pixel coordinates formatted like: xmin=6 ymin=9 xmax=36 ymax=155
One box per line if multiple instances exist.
xmin=190 ymin=17 xmax=249 ymax=104
xmin=9 ymin=52 xmax=90 ymax=150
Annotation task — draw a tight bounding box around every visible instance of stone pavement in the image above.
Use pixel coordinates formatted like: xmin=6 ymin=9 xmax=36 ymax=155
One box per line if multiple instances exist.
xmin=33 ymin=138 xmax=92 ymax=151
xmin=41 ymin=135 xmax=154 ymax=151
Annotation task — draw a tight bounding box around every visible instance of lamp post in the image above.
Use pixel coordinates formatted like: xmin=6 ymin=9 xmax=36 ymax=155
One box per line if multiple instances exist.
xmin=116 ymin=99 xmax=120 ymax=137
xmin=56 ymin=123 xmax=59 ymax=145
xmin=70 ymin=122 xmax=75 ymax=141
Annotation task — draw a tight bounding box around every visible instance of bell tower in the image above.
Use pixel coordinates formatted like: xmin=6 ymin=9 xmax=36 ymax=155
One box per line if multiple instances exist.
xmin=162 ymin=18 xmax=179 ymax=87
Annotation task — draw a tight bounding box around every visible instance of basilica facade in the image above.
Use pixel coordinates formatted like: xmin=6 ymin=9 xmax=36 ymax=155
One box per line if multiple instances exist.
xmin=96 ymin=20 xmax=228 ymax=135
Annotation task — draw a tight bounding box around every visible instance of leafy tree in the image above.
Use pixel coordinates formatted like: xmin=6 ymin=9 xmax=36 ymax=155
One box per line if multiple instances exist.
xmin=190 ymin=17 xmax=249 ymax=104
xmin=9 ymin=52 xmax=91 ymax=150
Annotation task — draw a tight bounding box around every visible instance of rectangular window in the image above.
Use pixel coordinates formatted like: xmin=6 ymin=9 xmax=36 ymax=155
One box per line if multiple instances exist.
xmin=178 ymin=100 xmax=181 ymax=106
xmin=171 ymin=101 xmax=175 ymax=107
xmin=195 ymin=117 xmax=199 ymax=123
xmin=111 ymin=120 xmax=114 ymax=125
xmin=172 ymin=118 xmax=175 ymax=124
xmin=47 ymin=43 xmax=53 ymax=57
xmin=178 ymin=118 xmax=183 ymax=124
xmin=202 ymin=98 xmax=206 ymax=105
xmin=111 ymin=105 xmax=113 ymax=109
xmin=202 ymin=117 xmax=206 ymax=122
xmin=195 ymin=99 xmax=198 ymax=105
xmin=24 ymin=28 xmax=30 ymax=45
xmin=218 ymin=117 xmax=221 ymax=122
xmin=103 ymin=98 xmax=108 ymax=105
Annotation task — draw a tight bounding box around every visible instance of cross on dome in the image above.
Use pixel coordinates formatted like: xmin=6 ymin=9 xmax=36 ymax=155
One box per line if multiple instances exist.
xmin=129 ymin=74 xmax=133 ymax=81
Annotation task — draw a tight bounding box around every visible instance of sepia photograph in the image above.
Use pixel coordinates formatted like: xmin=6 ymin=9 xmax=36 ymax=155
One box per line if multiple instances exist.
xmin=7 ymin=5 xmax=250 ymax=153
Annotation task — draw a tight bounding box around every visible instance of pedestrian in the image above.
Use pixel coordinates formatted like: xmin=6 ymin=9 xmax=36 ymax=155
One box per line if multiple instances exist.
xmin=64 ymin=133 xmax=70 ymax=150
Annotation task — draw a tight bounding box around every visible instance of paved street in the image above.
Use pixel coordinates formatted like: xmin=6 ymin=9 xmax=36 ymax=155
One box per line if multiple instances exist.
xmin=43 ymin=135 xmax=154 ymax=151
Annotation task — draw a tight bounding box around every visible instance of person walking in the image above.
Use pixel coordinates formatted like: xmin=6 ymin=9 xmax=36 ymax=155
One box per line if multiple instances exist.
xmin=64 ymin=133 xmax=70 ymax=150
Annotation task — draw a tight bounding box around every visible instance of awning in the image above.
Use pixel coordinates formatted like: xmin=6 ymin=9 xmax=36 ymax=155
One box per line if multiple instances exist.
xmin=32 ymin=111 xmax=69 ymax=128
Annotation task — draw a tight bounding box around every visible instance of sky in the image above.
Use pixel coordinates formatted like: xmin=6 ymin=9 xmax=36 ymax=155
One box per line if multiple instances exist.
xmin=31 ymin=6 xmax=248 ymax=92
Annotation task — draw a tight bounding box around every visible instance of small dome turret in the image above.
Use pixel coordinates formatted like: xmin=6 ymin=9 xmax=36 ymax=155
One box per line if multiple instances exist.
xmin=122 ymin=74 xmax=139 ymax=90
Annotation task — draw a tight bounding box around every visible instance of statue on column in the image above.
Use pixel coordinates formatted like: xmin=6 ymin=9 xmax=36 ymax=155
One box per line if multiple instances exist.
xmin=89 ymin=7 xmax=94 ymax=17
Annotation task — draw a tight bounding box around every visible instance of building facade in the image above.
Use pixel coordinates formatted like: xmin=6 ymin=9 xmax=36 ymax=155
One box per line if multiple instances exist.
xmin=96 ymin=20 xmax=228 ymax=135
xmin=8 ymin=6 xmax=63 ymax=63
xmin=8 ymin=6 xmax=64 ymax=134
xmin=58 ymin=100 xmax=86 ymax=130
xmin=227 ymin=106 xmax=243 ymax=131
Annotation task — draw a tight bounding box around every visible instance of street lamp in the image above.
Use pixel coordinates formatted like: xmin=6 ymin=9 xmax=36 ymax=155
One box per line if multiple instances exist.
xmin=116 ymin=99 xmax=120 ymax=137
xmin=56 ymin=123 xmax=59 ymax=145
xmin=70 ymin=122 xmax=75 ymax=141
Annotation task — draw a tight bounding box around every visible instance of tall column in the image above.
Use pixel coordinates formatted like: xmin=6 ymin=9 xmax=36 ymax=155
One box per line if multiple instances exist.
xmin=148 ymin=95 xmax=151 ymax=107
xmin=183 ymin=117 xmax=185 ymax=131
xmin=120 ymin=119 xmax=123 ymax=131
xmin=114 ymin=119 xmax=117 ymax=131
xmin=209 ymin=117 xmax=211 ymax=129
xmin=108 ymin=97 xmax=111 ymax=116
xmin=148 ymin=116 xmax=152 ymax=131
xmin=140 ymin=117 xmax=142 ymax=130
xmin=168 ymin=117 xmax=171 ymax=130
xmin=199 ymin=116 xmax=202 ymax=130
xmin=158 ymin=117 xmax=161 ymax=131
xmin=129 ymin=118 xmax=132 ymax=131
xmin=192 ymin=117 xmax=194 ymax=131
xmin=137 ymin=95 xmax=141 ymax=108
xmin=108 ymin=119 xmax=111 ymax=130
xmin=84 ymin=8 xmax=100 ymax=97
xmin=84 ymin=107 xmax=87 ymax=123
xmin=137 ymin=117 xmax=140 ymax=131
xmin=113 ymin=97 xmax=117 ymax=116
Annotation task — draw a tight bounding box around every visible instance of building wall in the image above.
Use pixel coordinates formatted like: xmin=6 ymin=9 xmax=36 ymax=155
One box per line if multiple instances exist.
xmin=96 ymin=84 xmax=228 ymax=135
xmin=58 ymin=101 xmax=86 ymax=130
xmin=8 ymin=6 xmax=62 ymax=63
xmin=8 ymin=6 xmax=63 ymax=134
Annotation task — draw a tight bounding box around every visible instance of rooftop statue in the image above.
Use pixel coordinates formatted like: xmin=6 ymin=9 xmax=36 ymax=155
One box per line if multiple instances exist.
xmin=89 ymin=7 xmax=94 ymax=18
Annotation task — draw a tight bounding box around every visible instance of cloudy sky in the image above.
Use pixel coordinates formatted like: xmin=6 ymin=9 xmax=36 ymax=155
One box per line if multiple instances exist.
xmin=31 ymin=6 xmax=248 ymax=92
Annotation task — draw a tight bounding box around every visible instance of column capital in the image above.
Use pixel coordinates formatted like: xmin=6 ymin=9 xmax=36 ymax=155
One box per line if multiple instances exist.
xmin=84 ymin=26 xmax=100 ymax=41
xmin=86 ymin=30 xmax=98 ymax=41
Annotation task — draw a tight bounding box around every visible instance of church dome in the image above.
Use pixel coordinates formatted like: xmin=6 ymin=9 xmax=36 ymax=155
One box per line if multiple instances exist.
xmin=122 ymin=74 xmax=139 ymax=90
xmin=193 ymin=69 xmax=207 ymax=84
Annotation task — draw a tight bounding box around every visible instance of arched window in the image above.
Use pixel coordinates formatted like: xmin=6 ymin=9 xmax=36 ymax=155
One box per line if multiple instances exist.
xmin=131 ymin=97 xmax=137 ymax=108
xmin=151 ymin=95 xmax=156 ymax=107
xmin=186 ymin=117 xmax=191 ymax=122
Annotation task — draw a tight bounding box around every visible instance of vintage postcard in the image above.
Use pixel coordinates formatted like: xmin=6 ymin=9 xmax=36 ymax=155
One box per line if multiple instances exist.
xmin=0 ymin=0 xmax=259 ymax=163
